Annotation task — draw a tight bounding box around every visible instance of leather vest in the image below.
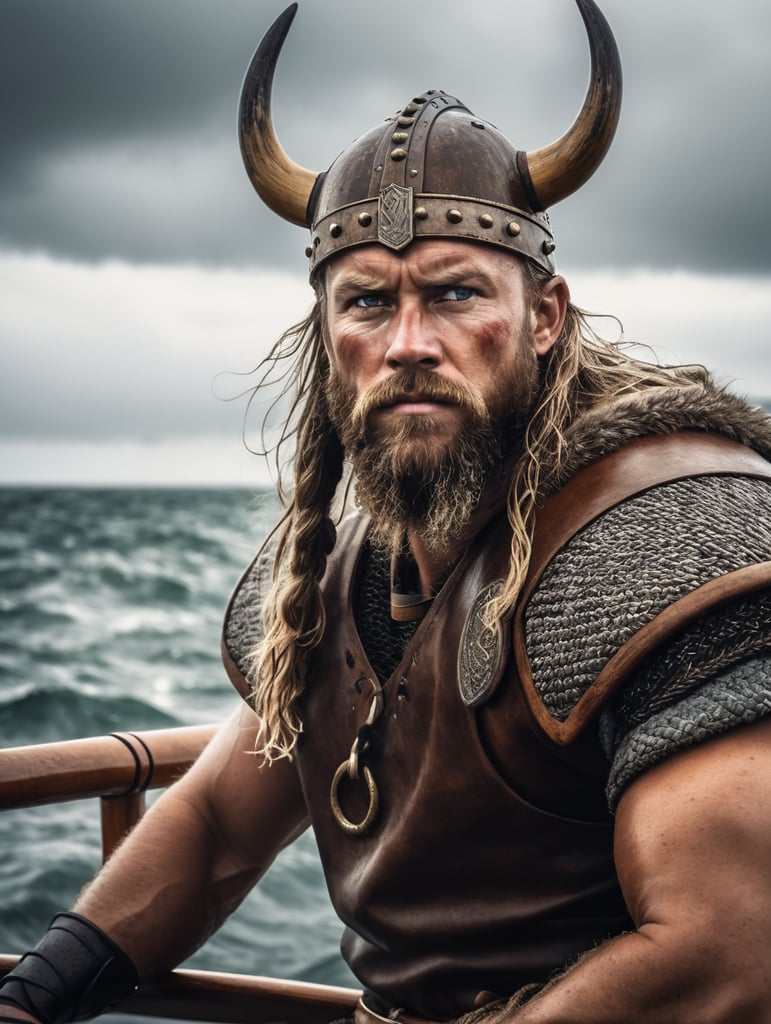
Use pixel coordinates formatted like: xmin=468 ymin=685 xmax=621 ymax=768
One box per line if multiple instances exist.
xmin=292 ymin=433 xmax=771 ymax=1019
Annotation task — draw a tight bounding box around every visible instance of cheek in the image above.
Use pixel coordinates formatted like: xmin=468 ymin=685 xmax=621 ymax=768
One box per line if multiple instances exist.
xmin=328 ymin=327 xmax=381 ymax=387
xmin=481 ymin=315 xmax=515 ymax=350
xmin=324 ymin=324 xmax=355 ymax=376
xmin=471 ymin=320 xmax=538 ymax=414
xmin=461 ymin=314 xmax=528 ymax=372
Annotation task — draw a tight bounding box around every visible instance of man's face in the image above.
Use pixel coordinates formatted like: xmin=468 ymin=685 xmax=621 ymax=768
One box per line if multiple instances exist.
xmin=322 ymin=239 xmax=564 ymax=550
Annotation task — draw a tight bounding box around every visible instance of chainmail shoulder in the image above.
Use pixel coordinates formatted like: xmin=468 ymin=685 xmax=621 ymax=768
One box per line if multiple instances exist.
xmin=524 ymin=474 xmax=771 ymax=722
xmin=222 ymin=539 xmax=277 ymax=682
xmin=603 ymin=653 xmax=771 ymax=809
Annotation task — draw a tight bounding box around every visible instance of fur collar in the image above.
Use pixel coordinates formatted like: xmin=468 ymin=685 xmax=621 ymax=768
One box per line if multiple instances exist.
xmin=542 ymin=377 xmax=771 ymax=497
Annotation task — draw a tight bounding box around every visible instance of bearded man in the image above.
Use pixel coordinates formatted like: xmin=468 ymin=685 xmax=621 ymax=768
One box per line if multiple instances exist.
xmin=2 ymin=2 xmax=770 ymax=1023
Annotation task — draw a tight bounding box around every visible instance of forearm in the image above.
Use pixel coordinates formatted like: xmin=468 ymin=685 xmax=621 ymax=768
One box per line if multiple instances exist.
xmin=507 ymin=926 xmax=754 ymax=1023
xmin=0 ymin=783 xmax=249 ymax=1024
xmin=73 ymin=786 xmax=260 ymax=978
xmin=75 ymin=702 xmax=307 ymax=979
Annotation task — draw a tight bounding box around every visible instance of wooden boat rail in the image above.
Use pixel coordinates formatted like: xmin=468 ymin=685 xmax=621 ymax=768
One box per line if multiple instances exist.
xmin=0 ymin=726 xmax=360 ymax=1023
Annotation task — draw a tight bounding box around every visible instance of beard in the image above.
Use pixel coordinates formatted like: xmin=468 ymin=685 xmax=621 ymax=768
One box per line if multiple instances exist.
xmin=325 ymin=349 xmax=539 ymax=554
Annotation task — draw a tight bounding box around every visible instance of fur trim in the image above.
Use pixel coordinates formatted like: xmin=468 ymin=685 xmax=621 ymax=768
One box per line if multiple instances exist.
xmin=543 ymin=378 xmax=771 ymax=496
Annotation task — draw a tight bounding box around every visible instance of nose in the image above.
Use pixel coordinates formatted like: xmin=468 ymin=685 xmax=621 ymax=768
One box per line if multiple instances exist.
xmin=384 ymin=305 xmax=442 ymax=370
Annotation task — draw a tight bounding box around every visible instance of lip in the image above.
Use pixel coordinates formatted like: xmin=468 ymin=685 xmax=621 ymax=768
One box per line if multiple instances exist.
xmin=376 ymin=393 xmax=454 ymax=413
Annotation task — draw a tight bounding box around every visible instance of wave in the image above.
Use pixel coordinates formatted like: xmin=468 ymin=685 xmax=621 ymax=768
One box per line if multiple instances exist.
xmin=0 ymin=685 xmax=182 ymax=746
xmin=0 ymin=487 xmax=353 ymax=987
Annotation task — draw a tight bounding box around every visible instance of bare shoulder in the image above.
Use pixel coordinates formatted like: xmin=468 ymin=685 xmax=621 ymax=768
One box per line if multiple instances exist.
xmin=174 ymin=702 xmax=310 ymax=865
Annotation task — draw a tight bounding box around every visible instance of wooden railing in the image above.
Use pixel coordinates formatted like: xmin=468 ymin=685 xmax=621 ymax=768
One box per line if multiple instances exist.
xmin=0 ymin=727 xmax=360 ymax=1023
xmin=0 ymin=725 xmax=217 ymax=859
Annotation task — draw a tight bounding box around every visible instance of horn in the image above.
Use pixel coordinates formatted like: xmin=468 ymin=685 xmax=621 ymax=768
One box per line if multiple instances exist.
xmin=239 ymin=4 xmax=317 ymax=227
xmin=525 ymin=0 xmax=622 ymax=210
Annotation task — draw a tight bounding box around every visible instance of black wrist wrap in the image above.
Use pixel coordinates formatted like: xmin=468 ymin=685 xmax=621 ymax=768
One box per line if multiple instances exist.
xmin=0 ymin=913 xmax=139 ymax=1024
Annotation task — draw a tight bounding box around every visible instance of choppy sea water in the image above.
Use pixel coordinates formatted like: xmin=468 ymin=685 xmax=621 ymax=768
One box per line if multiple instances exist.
xmin=0 ymin=487 xmax=356 ymax=993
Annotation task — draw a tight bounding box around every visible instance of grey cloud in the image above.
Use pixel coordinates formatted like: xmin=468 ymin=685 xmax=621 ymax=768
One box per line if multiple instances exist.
xmin=1 ymin=0 xmax=770 ymax=272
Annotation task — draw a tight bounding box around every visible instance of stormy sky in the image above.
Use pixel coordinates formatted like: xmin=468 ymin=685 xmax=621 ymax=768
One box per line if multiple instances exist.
xmin=1 ymin=0 xmax=769 ymax=484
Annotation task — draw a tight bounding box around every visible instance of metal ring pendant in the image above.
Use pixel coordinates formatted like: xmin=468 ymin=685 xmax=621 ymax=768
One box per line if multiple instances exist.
xmin=330 ymin=760 xmax=379 ymax=836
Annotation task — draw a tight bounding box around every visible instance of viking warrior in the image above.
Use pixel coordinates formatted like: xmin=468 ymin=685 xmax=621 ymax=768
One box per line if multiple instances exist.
xmin=2 ymin=2 xmax=770 ymax=1022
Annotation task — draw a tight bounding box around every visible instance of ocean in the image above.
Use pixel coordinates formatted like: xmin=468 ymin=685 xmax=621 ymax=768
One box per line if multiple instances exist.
xmin=0 ymin=487 xmax=357 ymax=994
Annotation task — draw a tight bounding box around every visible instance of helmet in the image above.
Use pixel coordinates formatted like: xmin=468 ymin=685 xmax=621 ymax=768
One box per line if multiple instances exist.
xmin=239 ymin=1 xmax=621 ymax=277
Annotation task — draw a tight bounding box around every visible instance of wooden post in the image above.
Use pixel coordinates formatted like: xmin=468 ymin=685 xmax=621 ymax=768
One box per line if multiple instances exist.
xmin=101 ymin=792 xmax=147 ymax=861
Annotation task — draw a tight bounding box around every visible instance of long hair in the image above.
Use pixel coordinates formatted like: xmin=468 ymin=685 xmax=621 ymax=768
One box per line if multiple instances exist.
xmin=484 ymin=261 xmax=707 ymax=626
xmin=247 ymin=302 xmax=344 ymax=760
xmin=251 ymin=264 xmax=704 ymax=761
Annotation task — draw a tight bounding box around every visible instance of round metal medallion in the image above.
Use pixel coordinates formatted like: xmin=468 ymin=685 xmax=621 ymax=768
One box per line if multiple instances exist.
xmin=457 ymin=579 xmax=509 ymax=707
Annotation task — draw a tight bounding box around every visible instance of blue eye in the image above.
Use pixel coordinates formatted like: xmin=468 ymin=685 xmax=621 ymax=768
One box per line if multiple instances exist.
xmin=353 ymin=294 xmax=385 ymax=308
xmin=442 ymin=286 xmax=475 ymax=302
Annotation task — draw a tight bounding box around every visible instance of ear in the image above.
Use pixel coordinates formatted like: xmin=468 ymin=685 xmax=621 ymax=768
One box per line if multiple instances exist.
xmin=531 ymin=275 xmax=569 ymax=357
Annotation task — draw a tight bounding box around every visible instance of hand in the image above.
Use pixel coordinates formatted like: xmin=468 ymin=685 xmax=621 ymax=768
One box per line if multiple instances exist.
xmin=0 ymin=1007 xmax=43 ymax=1024
xmin=452 ymin=985 xmax=544 ymax=1024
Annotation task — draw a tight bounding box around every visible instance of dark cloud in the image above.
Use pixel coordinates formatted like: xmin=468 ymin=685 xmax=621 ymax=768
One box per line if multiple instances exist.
xmin=1 ymin=0 xmax=770 ymax=272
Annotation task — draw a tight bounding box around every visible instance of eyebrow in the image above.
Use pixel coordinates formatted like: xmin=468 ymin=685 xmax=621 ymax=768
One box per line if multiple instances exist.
xmin=329 ymin=263 xmax=497 ymax=293
xmin=424 ymin=269 xmax=495 ymax=287
xmin=331 ymin=273 xmax=389 ymax=293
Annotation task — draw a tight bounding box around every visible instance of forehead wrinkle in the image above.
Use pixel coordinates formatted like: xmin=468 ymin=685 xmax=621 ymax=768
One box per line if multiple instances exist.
xmin=406 ymin=239 xmax=521 ymax=277
xmin=331 ymin=270 xmax=390 ymax=293
xmin=327 ymin=243 xmax=517 ymax=295
xmin=325 ymin=251 xmax=397 ymax=293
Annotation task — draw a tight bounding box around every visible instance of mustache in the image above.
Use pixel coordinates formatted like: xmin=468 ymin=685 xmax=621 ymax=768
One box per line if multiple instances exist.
xmin=347 ymin=370 xmax=488 ymax=434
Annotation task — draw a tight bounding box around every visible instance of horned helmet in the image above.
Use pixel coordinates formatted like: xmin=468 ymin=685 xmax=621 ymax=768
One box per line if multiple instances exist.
xmin=239 ymin=0 xmax=621 ymax=277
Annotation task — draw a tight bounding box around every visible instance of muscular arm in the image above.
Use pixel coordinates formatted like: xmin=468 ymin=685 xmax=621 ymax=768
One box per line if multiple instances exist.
xmin=509 ymin=717 xmax=771 ymax=1023
xmin=74 ymin=701 xmax=309 ymax=978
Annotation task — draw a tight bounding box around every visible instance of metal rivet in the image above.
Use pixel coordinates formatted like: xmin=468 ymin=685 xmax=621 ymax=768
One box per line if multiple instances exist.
xmin=414 ymin=207 xmax=429 ymax=220
xmin=358 ymin=212 xmax=372 ymax=227
xmin=330 ymin=224 xmax=343 ymax=238
xmin=305 ymin=246 xmax=313 ymax=258
xmin=479 ymin=214 xmax=494 ymax=229
xmin=404 ymin=103 xmax=420 ymax=115
xmin=542 ymin=240 xmax=556 ymax=255
xmin=413 ymin=96 xmax=427 ymax=105
xmin=507 ymin=221 xmax=522 ymax=237
xmin=313 ymin=237 xmax=320 ymax=247
xmin=409 ymin=169 xmax=418 ymax=177
xmin=398 ymin=115 xmax=415 ymax=126
xmin=375 ymin=164 xmax=383 ymax=172
xmin=391 ymin=148 xmax=408 ymax=161
xmin=392 ymin=131 xmax=409 ymax=143
xmin=447 ymin=209 xmax=463 ymax=224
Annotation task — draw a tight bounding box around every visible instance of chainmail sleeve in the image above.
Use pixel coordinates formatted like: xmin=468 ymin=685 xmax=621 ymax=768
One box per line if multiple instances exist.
xmin=602 ymin=652 xmax=771 ymax=808
xmin=599 ymin=581 xmax=771 ymax=807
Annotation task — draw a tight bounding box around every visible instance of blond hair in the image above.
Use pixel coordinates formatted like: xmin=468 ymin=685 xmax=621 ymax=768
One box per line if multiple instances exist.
xmin=246 ymin=306 xmax=342 ymax=760
xmin=485 ymin=261 xmax=703 ymax=625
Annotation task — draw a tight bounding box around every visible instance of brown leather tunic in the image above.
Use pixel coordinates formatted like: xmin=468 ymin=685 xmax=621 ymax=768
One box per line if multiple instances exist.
xmin=295 ymin=511 xmax=628 ymax=1019
xmin=290 ymin=434 xmax=771 ymax=1019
